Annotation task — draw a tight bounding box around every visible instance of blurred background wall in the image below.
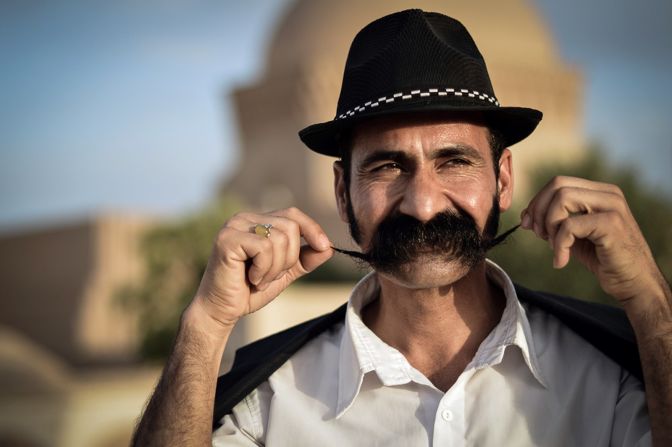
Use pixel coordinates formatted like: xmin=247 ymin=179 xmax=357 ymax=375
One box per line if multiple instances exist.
xmin=1 ymin=1 xmax=670 ymax=446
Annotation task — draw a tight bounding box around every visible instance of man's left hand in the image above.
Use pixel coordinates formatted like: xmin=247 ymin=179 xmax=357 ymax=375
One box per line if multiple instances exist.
xmin=520 ymin=175 xmax=668 ymax=307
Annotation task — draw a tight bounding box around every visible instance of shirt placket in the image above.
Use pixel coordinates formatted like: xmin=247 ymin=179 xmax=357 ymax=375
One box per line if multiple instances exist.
xmin=432 ymin=370 xmax=473 ymax=446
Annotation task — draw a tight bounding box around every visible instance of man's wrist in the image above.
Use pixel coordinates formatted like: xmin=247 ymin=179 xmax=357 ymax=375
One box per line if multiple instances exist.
xmin=180 ymin=300 xmax=234 ymax=357
xmin=622 ymin=279 xmax=672 ymax=338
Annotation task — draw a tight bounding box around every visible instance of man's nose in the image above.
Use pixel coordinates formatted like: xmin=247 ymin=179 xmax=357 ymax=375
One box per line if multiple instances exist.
xmin=398 ymin=172 xmax=451 ymax=223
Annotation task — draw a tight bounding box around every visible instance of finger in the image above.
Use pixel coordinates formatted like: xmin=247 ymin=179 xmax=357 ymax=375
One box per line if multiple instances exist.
xmin=240 ymin=216 xmax=303 ymax=289
xmin=542 ymin=187 xmax=626 ymax=244
xmin=262 ymin=215 xmax=302 ymax=271
xmin=226 ymin=212 xmax=311 ymax=290
xmin=270 ymin=207 xmax=331 ymax=252
xmin=221 ymin=215 xmax=273 ymax=287
xmin=551 ymin=212 xmax=614 ymax=269
xmin=229 ymin=208 xmax=329 ymax=253
xmin=228 ymin=213 xmax=302 ymax=266
xmin=247 ymin=245 xmax=334 ymax=310
xmin=258 ymin=227 xmax=289 ymax=290
xmin=524 ymin=177 xmax=618 ymax=237
xmin=521 ymin=176 xmax=622 ymax=237
xmin=295 ymin=244 xmax=334 ymax=276
xmin=234 ymin=232 xmax=273 ymax=286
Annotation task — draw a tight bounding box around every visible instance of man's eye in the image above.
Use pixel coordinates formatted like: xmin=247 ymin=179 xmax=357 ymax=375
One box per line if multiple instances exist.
xmin=441 ymin=158 xmax=470 ymax=167
xmin=372 ymin=162 xmax=401 ymax=172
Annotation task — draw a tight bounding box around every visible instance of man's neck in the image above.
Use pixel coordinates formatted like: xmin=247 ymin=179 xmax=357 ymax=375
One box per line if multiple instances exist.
xmin=361 ymin=261 xmax=506 ymax=391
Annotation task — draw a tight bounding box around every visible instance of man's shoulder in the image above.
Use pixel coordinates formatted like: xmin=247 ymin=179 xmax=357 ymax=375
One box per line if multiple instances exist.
xmin=514 ymin=284 xmax=642 ymax=381
xmin=212 ymin=303 xmax=347 ymax=428
xmin=229 ymin=302 xmax=346 ymax=370
xmin=515 ymin=284 xmax=632 ymax=336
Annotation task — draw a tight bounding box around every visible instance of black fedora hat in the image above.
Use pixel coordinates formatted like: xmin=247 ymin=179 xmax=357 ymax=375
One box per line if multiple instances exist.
xmin=299 ymin=9 xmax=542 ymax=156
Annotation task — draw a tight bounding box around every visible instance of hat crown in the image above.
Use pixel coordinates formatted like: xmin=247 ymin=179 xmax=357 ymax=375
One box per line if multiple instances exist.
xmin=337 ymin=9 xmax=495 ymax=115
xmin=298 ymin=9 xmax=542 ymax=156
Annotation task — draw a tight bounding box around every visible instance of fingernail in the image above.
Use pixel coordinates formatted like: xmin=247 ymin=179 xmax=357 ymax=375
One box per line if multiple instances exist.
xmin=521 ymin=213 xmax=531 ymax=229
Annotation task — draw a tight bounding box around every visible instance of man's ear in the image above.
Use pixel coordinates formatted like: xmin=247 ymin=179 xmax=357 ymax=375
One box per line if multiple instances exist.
xmin=497 ymin=148 xmax=514 ymax=212
xmin=333 ymin=161 xmax=349 ymax=223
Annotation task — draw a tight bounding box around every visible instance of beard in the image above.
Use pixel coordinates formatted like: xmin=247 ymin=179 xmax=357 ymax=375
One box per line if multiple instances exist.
xmin=345 ymin=194 xmax=500 ymax=276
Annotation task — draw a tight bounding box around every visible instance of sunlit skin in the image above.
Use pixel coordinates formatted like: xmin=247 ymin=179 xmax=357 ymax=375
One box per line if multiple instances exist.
xmin=333 ymin=113 xmax=515 ymax=389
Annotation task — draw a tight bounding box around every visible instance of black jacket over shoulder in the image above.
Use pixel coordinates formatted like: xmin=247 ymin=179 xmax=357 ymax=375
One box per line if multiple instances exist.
xmin=212 ymin=284 xmax=642 ymax=430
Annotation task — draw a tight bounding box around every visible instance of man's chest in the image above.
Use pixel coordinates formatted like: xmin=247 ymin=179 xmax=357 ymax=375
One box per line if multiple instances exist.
xmin=260 ymin=351 xmax=621 ymax=447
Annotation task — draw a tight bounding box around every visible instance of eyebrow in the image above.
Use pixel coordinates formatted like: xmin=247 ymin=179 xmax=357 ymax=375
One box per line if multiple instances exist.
xmin=359 ymin=144 xmax=484 ymax=168
xmin=359 ymin=149 xmax=413 ymax=168
xmin=431 ymin=145 xmax=484 ymax=162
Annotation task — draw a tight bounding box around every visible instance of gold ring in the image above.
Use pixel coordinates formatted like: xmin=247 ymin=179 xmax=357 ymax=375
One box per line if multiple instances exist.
xmin=253 ymin=223 xmax=273 ymax=238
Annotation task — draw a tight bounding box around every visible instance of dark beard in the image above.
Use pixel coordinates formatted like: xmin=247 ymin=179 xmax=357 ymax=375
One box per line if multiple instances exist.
xmin=343 ymin=194 xmax=501 ymax=274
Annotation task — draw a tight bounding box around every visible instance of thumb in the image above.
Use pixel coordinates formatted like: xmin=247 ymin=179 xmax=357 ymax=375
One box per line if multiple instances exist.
xmin=297 ymin=244 xmax=333 ymax=276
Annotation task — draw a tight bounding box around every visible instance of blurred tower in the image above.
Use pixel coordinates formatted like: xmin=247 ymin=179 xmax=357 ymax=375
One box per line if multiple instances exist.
xmin=224 ymin=0 xmax=584 ymax=243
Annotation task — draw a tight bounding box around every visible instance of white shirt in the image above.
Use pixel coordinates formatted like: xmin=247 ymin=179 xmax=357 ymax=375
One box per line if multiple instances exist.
xmin=213 ymin=260 xmax=651 ymax=446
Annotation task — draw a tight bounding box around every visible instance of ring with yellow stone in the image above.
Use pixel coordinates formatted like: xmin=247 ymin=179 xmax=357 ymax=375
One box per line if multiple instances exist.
xmin=253 ymin=223 xmax=273 ymax=238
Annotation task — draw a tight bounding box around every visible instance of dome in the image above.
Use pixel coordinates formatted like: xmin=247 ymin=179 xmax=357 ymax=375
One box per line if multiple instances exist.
xmin=266 ymin=0 xmax=562 ymax=74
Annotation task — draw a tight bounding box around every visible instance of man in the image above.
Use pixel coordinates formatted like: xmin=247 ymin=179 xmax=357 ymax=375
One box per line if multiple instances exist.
xmin=132 ymin=10 xmax=671 ymax=446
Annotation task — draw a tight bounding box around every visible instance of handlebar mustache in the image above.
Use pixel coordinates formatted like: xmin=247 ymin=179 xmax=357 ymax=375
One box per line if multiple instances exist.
xmin=331 ymin=224 xmax=521 ymax=263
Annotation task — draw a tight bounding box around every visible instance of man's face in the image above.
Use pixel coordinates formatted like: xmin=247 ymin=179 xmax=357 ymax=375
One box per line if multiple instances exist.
xmin=334 ymin=113 xmax=514 ymax=288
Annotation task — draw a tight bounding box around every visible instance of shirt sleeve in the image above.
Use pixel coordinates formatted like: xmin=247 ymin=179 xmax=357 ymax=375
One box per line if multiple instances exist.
xmin=611 ymin=369 xmax=651 ymax=447
xmin=212 ymin=382 xmax=273 ymax=446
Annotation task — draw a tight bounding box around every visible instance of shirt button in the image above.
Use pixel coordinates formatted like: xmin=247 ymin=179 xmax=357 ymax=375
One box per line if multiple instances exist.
xmin=441 ymin=409 xmax=453 ymax=422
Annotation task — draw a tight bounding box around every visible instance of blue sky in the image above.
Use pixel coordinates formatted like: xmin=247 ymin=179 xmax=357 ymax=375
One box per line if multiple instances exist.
xmin=1 ymin=0 xmax=670 ymax=230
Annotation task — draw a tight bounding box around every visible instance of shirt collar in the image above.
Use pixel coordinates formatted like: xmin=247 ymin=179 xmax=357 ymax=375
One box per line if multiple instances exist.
xmin=471 ymin=260 xmax=547 ymax=388
xmin=334 ymin=260 xmax=548 ymax=418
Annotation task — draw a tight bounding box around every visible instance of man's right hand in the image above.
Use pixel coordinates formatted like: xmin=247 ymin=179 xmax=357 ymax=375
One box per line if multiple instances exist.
xmin=186 ymin=207 xmax=333 ymax=336
xmin=131 ymin=207 xmax=332 ymax=446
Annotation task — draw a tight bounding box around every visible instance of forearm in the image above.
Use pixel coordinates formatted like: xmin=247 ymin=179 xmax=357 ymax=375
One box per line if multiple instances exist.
xmin=132 ymin=303 xmax=231 ymax=447
xmin=625 ymin=275 xmax=672 ymax=447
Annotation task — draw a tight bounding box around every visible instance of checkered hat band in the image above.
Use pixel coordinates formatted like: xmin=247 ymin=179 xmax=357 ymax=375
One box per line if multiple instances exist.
xmin=336 ymin=88 xmax=500 ymax=120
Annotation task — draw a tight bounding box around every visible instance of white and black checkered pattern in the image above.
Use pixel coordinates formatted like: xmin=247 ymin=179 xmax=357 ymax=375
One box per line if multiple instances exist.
xmin=337 ymin=88 xmax=500 ymax=120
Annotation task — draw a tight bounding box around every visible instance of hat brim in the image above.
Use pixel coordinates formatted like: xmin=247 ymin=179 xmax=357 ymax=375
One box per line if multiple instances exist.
xmin=299 ymin=102 xmax=542 ymax=156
